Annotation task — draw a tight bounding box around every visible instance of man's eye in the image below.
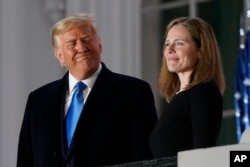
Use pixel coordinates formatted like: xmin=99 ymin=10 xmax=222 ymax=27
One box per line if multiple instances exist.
xmin=82 ymin=37 xmax=93 ymax=43
xmin=82 ymin=38 xmax=89 ymax=42
xmin=67 ymin=42 xmax=75 ymax=47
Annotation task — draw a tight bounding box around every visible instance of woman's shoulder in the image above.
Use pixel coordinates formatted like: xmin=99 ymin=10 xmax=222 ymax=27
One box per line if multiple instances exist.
xmin=190 ymin=82 xmax=222 ymax=100
xmin=192 ymin=82 xmax=220 ymax=92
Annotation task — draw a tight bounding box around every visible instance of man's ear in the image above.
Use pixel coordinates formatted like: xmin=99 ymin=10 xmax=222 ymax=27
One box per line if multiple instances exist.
xmin=54 ymin=49 xmax=65 ymax=64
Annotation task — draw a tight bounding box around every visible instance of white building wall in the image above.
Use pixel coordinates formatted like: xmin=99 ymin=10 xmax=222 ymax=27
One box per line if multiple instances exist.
xmin=66 ymin=0 xmax=142 ymax=77
xmin=0 ymin=0 xmax=65 ymax=166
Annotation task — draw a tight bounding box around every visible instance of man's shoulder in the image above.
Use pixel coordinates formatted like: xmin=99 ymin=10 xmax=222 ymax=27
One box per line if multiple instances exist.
xmin=31 ymin=78 xmax=65 ymax=95
xmin=101 ymin=63 xmax=149 ymax=86
xmin=113 ymin=72 xmax=147 ymax=84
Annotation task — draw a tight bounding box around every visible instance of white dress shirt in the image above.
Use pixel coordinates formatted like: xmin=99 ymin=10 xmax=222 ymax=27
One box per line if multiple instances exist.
xmin=65 ymin=64 xmax=102 ymax=115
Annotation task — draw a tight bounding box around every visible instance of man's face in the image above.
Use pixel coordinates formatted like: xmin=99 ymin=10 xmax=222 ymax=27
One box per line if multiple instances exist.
xmin=54 ymin=25 xmax=102 ymax=80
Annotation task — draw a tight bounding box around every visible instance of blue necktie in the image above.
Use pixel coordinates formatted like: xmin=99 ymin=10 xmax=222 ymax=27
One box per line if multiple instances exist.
xmin=66 ymin=81 xmax=87 ymax=147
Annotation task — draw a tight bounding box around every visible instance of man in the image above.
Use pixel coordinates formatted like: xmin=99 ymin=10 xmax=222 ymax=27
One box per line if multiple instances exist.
xmin=17 ymin=13 xmax=158 ymax=167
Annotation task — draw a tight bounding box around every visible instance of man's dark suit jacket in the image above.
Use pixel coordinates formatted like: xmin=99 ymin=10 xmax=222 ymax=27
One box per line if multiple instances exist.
xmin=17 ymin=63 xmax=158 ymax=167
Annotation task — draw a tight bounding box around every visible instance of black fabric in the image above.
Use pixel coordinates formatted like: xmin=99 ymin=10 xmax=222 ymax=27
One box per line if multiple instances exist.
xmin=150 ymin=82 xmax=223 ymax=158
xmin=17 ymin=63 xmax=158 ymax=167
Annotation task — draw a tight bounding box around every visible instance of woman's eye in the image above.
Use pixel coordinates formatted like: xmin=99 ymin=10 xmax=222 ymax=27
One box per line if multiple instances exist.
xmin=164 ymin=43 xmax=170 ymax=47
xmin=175 ymin=42 xmax=183 ymax=46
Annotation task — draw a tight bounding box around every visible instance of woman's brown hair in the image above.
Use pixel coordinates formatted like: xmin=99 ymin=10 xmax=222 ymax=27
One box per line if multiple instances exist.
xmin=159 ymin=17 xmax=225 ymax=102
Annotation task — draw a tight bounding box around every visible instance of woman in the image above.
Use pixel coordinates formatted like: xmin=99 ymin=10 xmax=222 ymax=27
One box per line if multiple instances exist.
xmin=150 ymin=17 xmax=225 ymax=158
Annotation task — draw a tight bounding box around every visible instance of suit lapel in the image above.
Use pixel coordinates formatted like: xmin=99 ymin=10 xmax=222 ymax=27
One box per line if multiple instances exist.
xmin=44 ymin=73 xmax=69 ymax=160
xmin=67 ymin=63 xmax=116 ymax=150
xmin=64 ymin=64 xmax=118 ymax=165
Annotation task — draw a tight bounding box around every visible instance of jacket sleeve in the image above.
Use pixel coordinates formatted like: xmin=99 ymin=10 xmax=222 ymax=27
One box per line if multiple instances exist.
xmin=130 ymin=81 xmax=158 ymax=161
xmin=189 ymin=83 xmax=223 ymax=148
xmin=17 ymin=94 xmax=33 ymax=167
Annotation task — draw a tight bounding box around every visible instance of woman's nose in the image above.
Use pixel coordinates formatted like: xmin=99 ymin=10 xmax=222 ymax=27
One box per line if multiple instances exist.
xmin=166 ymin=44 xmax=174 ymax=53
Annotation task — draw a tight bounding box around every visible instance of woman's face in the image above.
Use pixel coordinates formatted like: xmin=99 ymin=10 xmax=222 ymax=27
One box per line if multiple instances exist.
xmin=164 ymin=24 xmax=200 ymax=76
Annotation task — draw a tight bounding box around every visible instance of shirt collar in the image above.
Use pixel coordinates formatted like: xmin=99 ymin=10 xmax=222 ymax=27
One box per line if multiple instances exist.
xmin=68 ymin=63 xmax=102 ymax=93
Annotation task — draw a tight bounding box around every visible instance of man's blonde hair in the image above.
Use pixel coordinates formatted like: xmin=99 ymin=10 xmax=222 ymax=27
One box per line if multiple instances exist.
xmin=50 ymin=13 xmax=96 ymax=49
